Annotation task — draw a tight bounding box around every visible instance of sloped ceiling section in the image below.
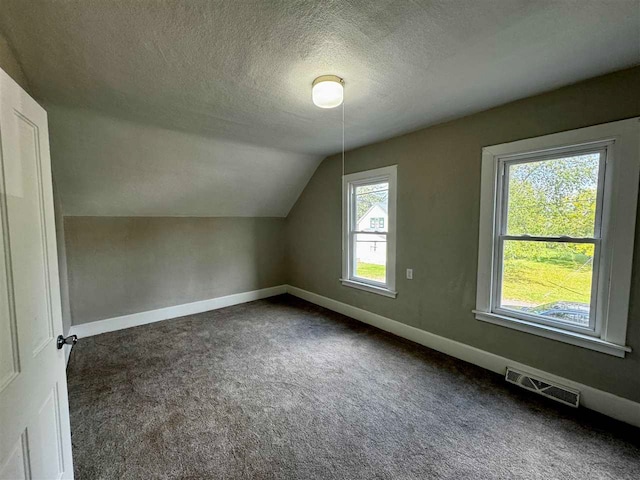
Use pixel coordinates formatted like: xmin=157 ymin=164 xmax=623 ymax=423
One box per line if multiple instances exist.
xmin=0 ymin=1 xmax=638 ymax=216
xmin=46 ymin=106 xmax=320 ymax=217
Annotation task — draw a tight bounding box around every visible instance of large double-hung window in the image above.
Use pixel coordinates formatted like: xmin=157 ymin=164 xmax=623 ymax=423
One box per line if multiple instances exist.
xmin=495 ymin=148 xmax=605 ymax=332
xmin=475 ymin=119 xmax=639 ymax=357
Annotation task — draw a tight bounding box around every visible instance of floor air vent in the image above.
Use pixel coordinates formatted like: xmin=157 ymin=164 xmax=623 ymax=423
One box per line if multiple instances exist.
xmin=505 ymin=368 xmax=580 ymax=408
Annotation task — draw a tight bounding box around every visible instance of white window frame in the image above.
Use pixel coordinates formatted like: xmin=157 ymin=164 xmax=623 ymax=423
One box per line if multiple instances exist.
xmin=341 ymin=165 xmax=397 ymax=298
xmin=474 ymin=118 xmax=639 ymax=357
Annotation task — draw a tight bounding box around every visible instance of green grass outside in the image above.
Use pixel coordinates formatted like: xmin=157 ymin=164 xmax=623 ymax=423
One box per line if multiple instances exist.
xmin=357 ymin=257 xmax=592 ymax=307
xmin=502 ymin=258 xmax=592 ymax=306
xmin=356 ymin=262 xmax=386 ymax=282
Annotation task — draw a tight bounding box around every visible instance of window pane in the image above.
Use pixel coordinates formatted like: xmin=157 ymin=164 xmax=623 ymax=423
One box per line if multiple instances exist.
xmin=355 ymin=182 xmax=388 ymax=232
xmin=354 ymin=233 xmax=386 ymax=283
xmin=506 ymin=153 xmax=600 ymax=237
xmin=500 ymin=240 xmax=594 ymax=327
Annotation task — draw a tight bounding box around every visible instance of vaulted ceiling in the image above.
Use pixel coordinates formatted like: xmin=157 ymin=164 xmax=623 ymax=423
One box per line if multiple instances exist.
xmin=0 ymin=0 xmax=638 ymax=216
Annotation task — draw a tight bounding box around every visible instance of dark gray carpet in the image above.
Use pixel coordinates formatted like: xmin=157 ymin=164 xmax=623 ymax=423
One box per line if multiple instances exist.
xmin=67 ymin=295 xmax=640 ymax=479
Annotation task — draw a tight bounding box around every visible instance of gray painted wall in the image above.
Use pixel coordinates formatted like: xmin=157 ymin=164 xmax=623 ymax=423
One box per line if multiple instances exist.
xmin=286 ymin=66 xmax=640 ymax=402
xmin=0 ymin=31 xmax=30 ymax=92
xmin=45 ymin=105 xmax=321 ymax=217
xmin=45 ymin=106 xmax=294 ymax=328
xmin=0 ymin=32 xmax=73 ymax=335
xmin=65 ymin=217 xmax=286 ymax=324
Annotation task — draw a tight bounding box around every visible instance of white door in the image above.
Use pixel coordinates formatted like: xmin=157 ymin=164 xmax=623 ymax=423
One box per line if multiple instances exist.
xmin=0 ymin=69 xmax=74 ymax=479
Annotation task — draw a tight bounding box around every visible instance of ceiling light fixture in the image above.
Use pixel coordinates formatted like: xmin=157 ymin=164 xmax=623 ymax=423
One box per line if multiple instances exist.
xmin=312 ymin=75 xmax=344 ymax=108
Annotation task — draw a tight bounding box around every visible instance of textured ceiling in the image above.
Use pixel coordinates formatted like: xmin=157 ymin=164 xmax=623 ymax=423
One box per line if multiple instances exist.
xmin=1 ymin=0 xmax=638 ymax=157
xmin=1 ymin=1 xmax=638 ymax=218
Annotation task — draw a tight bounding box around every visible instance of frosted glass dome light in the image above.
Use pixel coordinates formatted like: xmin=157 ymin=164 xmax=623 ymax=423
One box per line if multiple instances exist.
xmin=312 ymin=75 xmax=344 ymax=108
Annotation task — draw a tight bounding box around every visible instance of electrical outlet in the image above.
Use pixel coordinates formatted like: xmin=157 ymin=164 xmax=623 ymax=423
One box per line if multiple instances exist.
xmin=406 ymin=268 xmax=413 ymax=280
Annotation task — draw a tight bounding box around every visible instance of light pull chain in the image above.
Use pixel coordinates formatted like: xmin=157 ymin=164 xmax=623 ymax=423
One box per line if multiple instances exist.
xmin=341 ymin=82 xmax=345 ymax=255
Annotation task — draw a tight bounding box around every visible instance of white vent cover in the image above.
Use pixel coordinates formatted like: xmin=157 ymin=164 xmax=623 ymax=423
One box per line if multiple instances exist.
xmin=505 ymin=368 xmax=580 ymax=408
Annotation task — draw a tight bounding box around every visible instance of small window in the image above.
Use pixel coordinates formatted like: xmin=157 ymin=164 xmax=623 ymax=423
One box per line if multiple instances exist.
xmin=475 ymin=118 xmax=639 ymax=357
xmin=342 ymin=166 xmax=397 ymax=297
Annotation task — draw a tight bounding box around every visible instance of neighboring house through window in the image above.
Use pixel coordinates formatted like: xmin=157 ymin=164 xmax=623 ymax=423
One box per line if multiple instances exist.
xmin=474 ymin=118 xmax=639 ymax=357
xmin=342 ymin=165 xmax=397 ymax=298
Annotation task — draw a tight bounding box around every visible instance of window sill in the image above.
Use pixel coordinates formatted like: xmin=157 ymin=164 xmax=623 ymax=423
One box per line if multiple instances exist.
xmin=473 ymin=310 xmax=630 ymax=358
xmin=340 ymin=279 xmax=397 ymax=298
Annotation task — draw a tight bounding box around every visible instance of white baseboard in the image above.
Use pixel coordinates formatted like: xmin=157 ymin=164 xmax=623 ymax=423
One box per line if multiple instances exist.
xmin=285 ymin=285 xmax=640 ymax=428
xmin=64 ymin=282 xmax=640 ymax=427
xmin=69 ymin=285 xmax=287 ymax=339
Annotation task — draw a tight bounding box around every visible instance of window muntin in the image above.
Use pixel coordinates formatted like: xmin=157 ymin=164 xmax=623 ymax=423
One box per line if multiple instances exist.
xmin=493 ymin=149 xmax=606 ymax=334
xmin=342 ymin=165 xmax=397 ymax=296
